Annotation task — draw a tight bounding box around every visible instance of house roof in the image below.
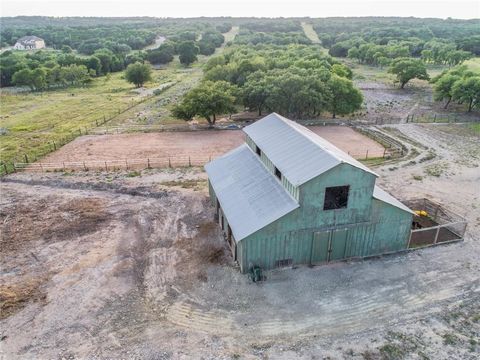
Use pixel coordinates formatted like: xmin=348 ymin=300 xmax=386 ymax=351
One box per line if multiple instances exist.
xmin=373 ymin=185 xmax=415 ymax=214
xmin=243 ymin=113 xmax=377 ymax=186
xmin=205 ymin=144 xmax=299 ymax=242
xmin=17 ymin=36 xmax=43 ymax=43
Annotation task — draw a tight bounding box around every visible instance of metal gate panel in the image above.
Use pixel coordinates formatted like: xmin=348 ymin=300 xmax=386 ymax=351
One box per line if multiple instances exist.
xmin=330 ymin=229 xmax=348 ymax=261
xmin=311 ymin=231 xmax=330 ymax=264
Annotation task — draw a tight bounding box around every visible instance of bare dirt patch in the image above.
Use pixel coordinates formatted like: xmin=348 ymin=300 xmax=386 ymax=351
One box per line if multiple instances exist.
xmin=38 ymin=126 xmax=385 ymax=165
xmin=1 ymin=122 xmax=478 ymax=358
xmin=1 ymin=196 xmax=108 ymax=254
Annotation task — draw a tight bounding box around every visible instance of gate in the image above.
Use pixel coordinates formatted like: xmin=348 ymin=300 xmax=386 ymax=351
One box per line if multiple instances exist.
xmin=311 ymin=229 xmax=348 ymax=264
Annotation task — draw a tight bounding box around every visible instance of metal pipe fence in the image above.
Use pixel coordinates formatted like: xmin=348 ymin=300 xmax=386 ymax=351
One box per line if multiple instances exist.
xmin=13 ymin=154 xmax=216 ymax=172
xmin=405 ymin=198 xmax=467 ymax=249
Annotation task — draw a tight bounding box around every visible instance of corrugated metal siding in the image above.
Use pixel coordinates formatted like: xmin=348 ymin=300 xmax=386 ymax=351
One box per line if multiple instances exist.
xmin=373 ymin=186 xmax=414 ymax=214
xmin=205 ymin=144 xmax=299 ymax=241
xmin=245 ymin=134 xmax=255 ymax=151
xmin=243 ymin=113 xmax=377 ymax=186
xmin=238 ymin=164 xmax=412 ymax=273
xmin=248 ymin=132 xmax=300 ymax=201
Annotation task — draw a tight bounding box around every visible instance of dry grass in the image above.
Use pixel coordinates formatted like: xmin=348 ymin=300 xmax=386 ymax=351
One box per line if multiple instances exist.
xmin=0 ymin=197 xmax=109 ymax=253
xmin=0 ymin=277 xmax=48 ymax=320
xmin=160 ymin=179 xmax=207 ymax=191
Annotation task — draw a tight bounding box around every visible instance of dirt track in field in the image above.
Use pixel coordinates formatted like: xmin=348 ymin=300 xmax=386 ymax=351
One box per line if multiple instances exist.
xmin=39 ymin=126 xmax=385 ymax=164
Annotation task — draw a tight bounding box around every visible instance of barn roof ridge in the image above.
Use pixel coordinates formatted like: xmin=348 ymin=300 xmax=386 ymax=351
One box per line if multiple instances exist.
xmin=243 ymin=113 xmax=377 ymax=186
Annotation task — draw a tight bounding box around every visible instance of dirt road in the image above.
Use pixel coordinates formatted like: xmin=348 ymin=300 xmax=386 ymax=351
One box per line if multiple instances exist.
xmin=1 ymin=123 xmax=479 ymax=359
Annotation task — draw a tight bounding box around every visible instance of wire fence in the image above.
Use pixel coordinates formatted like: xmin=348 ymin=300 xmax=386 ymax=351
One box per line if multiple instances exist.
xmin=12 ymin=154 xmax=215 ymax=173
xmin=0 ymin=94 xmax=156 ymax=175
xmin=10 ymin=146 xmax=394 ymax=173
xmin=406 ymin=112 xmax=479 ymax=123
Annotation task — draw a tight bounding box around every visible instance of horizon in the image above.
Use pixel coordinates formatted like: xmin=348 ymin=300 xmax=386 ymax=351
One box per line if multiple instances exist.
xmin=2 ymin=0 xmax=479 ymax=20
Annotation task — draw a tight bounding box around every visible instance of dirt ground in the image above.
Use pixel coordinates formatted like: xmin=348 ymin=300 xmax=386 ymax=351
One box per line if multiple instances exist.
xmin=39 ymin=126 xmax=385 ymax=165
xmin=1 ymin=122 xmax=479 ymax=359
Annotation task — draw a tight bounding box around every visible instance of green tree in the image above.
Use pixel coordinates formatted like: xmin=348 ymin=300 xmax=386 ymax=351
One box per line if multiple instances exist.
xmin=63 ymin=64 xmax=90 ymax=86
xmin=326 ymin=74 xmax=363 ymax=118
xmin=242 ymin=72 xmax=271 ymax=116
xmin=172 ymin=80 xmax=237 ymax=125
xmin=331 ymin=64 xmax=353 ymax=79
xmin=124 ymin=62 xmax=152 ymax=88
xmin=177 ymin=41 xmax=199 ymax=66
xmin=12 ymin=67 xmax=47 ymax=91
xmin=388 ymin=58 xmax=429 ymax=89
xmin=433 ymin=74 xmax=461 ymax=108
xmin=452 ymin=76 xmax=480 ymax=112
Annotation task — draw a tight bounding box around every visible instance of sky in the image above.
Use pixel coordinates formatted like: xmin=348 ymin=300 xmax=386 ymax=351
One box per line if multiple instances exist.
xmin=1 ymin=0 xmax=479 ymax=19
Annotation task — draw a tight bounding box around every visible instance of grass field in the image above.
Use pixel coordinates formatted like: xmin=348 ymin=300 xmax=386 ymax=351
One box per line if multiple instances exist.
xmin=0 ymin=27 xmax=240 ymax=171
xmin=0 ymin=71 xmax=171 ymax=168
xmin=464 ymin=57 xmax=480 ymax=72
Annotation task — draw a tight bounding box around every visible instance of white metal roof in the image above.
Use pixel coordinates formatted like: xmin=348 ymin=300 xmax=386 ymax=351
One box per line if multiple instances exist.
xmin=373 ymin=186 xmax=415 ymax=215
xmin=243 ymin=113 xmax=377 ymax=186
xmin=205 ymin=144 xmax=299 ymax=242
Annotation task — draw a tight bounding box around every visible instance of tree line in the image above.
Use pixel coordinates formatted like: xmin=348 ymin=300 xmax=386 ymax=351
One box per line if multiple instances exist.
xmin=432 ymin=65 xmax=480 ymax=112
xmin=314 ymin=17 xmax=479 ymax=69
xmin=172 ymin=45 xmax=363 ymax=124
xmin=0 ymin=26 xmax=229 ymax=89
xmin=145 ymin=28 xmax=226 ymax=66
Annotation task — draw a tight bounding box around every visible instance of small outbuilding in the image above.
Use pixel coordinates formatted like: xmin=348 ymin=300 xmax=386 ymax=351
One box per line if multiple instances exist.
xmin=13 ymin=36 xmax=46 ymax=50
xmin=205 ymin=113 xmax=415 ymax=273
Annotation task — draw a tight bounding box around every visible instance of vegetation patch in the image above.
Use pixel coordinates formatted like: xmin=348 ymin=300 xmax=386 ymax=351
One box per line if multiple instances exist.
xmin=160 ymin=179 xmax=207 ymax=191
xmin=424 ymin=162 xmax=449 ymax=177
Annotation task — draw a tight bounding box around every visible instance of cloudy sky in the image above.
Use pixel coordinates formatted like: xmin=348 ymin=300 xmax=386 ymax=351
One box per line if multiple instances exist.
xmin=1 ymin=0 xmax=479 ymax=19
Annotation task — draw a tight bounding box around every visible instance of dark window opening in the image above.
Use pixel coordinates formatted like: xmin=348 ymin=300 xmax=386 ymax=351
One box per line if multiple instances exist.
xmin=275 ymin=258 xmax=293 ymax=268
xmin=323 ymin=185 xmax=350 ymax=210
xmin=274 ymin=167 xmax=282 ymax=180
xmin=255 ymin=145 xmax=261 ymax=156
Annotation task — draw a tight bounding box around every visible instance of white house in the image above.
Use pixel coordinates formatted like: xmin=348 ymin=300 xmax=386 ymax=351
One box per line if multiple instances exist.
xmin=13 ymin=36 xmax=46 ymax=50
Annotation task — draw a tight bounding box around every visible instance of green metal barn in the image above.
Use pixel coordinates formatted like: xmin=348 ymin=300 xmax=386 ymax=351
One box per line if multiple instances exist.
xmin=205 ymin=113 xmax=414 ymax=273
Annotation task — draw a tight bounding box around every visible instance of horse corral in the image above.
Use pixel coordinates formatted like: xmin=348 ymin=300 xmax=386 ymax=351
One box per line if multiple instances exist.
xmin=17 ymin=126 xmax=386 ymax=172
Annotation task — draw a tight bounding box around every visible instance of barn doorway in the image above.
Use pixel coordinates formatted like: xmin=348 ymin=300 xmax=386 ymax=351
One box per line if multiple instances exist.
xmin=311 ymin=229 xmax=348 ymax=264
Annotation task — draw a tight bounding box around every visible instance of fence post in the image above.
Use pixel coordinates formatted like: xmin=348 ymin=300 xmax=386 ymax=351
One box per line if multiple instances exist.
xmin=105 ymin=161 xmax=108 ymax=171
xmin=433 ymin=114 xmax=437 ymax=123
xmin=189 ymin=156 xmax=191 ymax=167
xmin=53 ymin=141 xmax=56 ymax=150
xmin=365 ymin=150 xmax=368 ymax=159
xmin=147 ymin=158 xmax=151 ymax=169
xmin=433 ymin=226 xmax=441 ymax=244
xmin=39 ymin=163 xmax=43 ymax=172
xmin=83 ymin=161 xmax=87 ymax=171
xmin=3 ymin=164 xmax=8 ymax=175
xmin=125 ymin=159 xmax=128 ymax=170
xmin=168 ymin=157 xmax=171 ymax=168
xmin=63 ymin=162 xmax=66 ymax=171
xmin=24 ymin=154 xmax=29 ymax=163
